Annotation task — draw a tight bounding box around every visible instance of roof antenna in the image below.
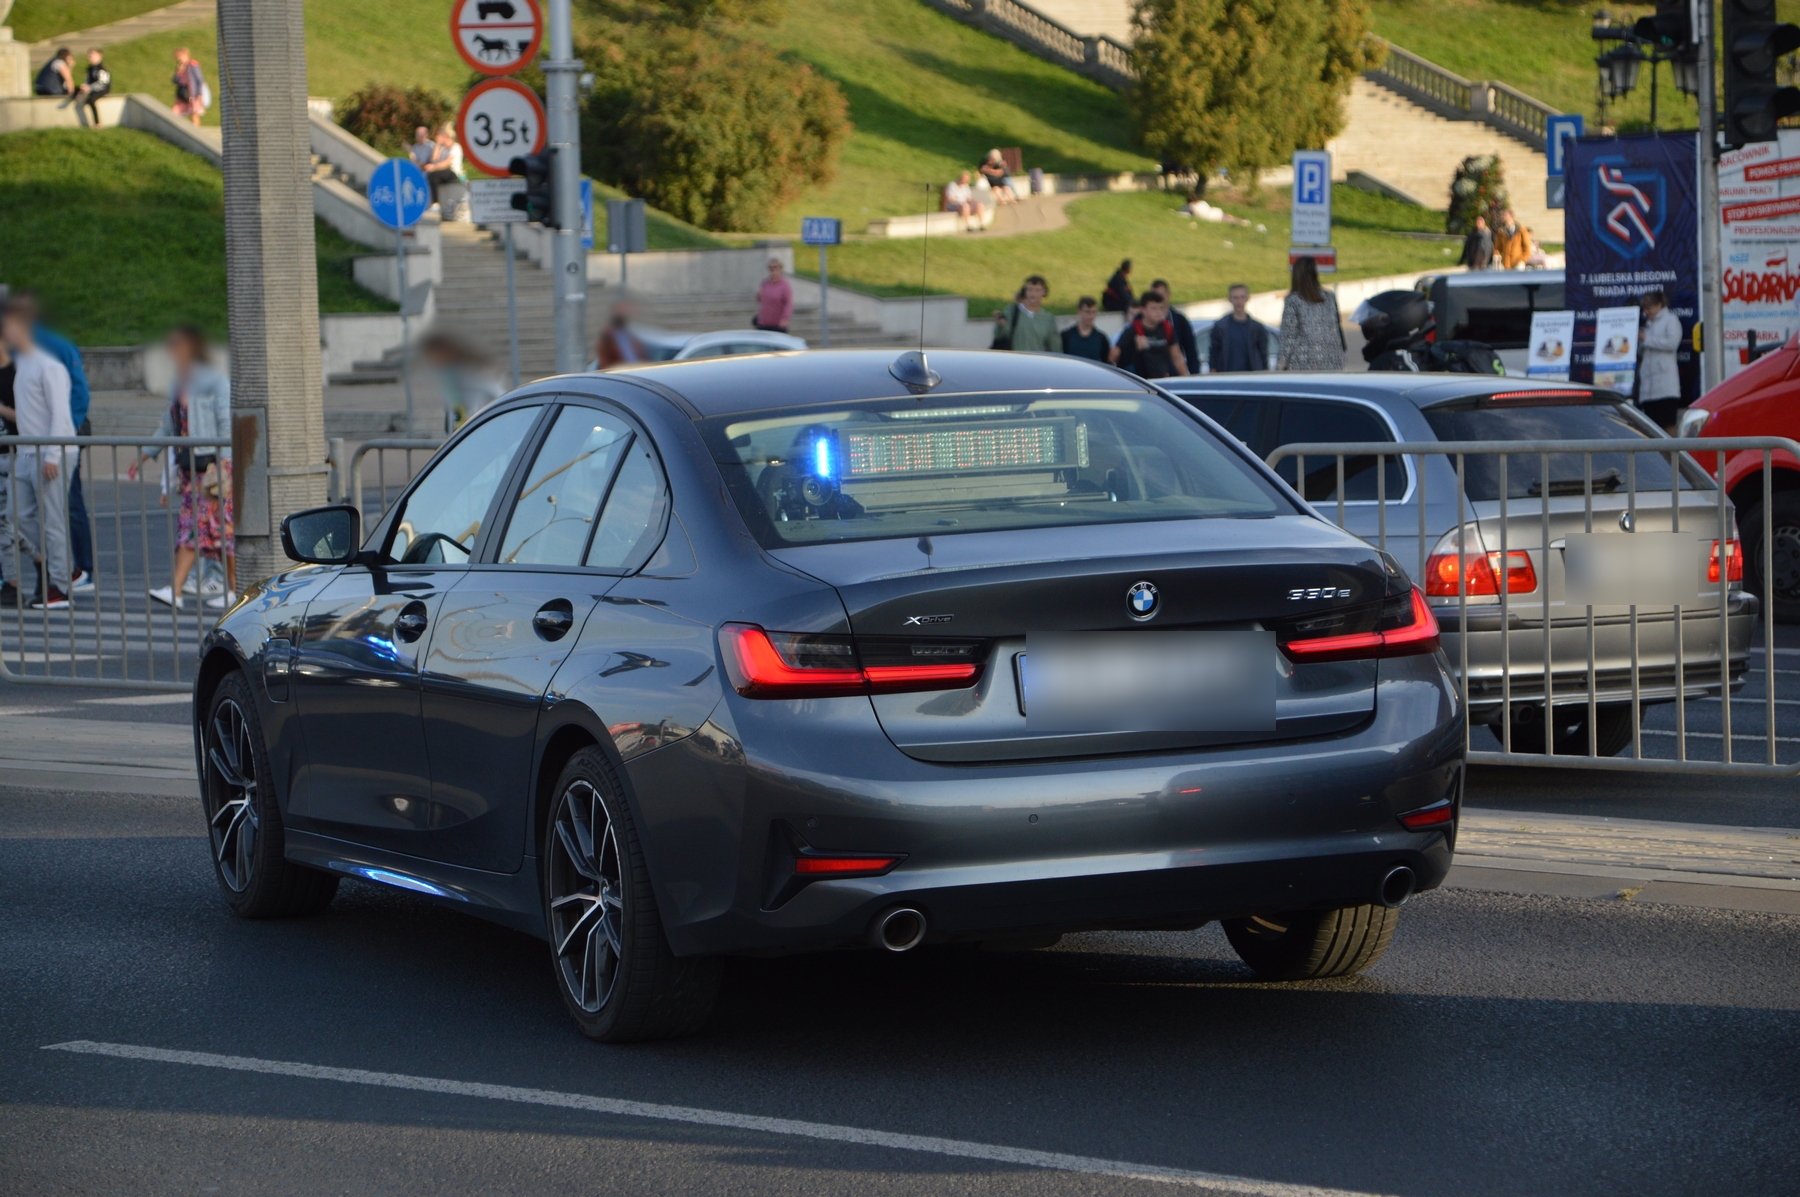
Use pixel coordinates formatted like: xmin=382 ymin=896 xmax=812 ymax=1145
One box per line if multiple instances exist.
xmin=889 ymin=181 xmax=941 ymax=393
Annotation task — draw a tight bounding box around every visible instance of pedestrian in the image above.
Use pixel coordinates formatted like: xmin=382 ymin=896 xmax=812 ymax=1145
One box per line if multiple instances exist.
xmin=1278 ymin=256 xmax=1345 ymax=372
xmin=34 ymin=48 xmax=73 ymax=97
xmin=171 ymin=47 xmax=208 ymax=125
xmin=1147 ymin=279 xmax=1198 ymax=368
xmin=1115 ymin=291 xmax=1189 ymax=379
xmin=22 ymin=295 xmax=95 ymax=591
xmin=1102 ymin=259 xmax=1134 ymax=312
xmin=0 ymin=331 xmax=17 ymax=606
xmin=980 ymin=150 xmax=1018 ymax=205
xmin=994 ymin=275 xmax=1061 ymax=354
xmin=754 ymin=258 xmax=793 ymax=334
xmin=943 ymin=172 xmax=984 ymax=232
xmin=1460 ymin=215 xmax=1494 ymax=271
xmin=0 ymin=300 xmax=75 ymax=611
xmin=55 ymin=49 xmax=111 ymax=127
xmin=409 ymin=125 xmax=436 ymax=169
xmin=1061 ymin=296 xmax=1110 ymax=361
xmin=128 ymin=326 xmax=235 ymax=611
xmin=421 ymin=333 xmax=504 ymax=433
xmin=1207 ymin=283 xmax=1271 ymax=373
xmin=1637 ymin=289 xmax=1683 ymax=430
xmin=1494 ymin=210 xmax=1536 ymax=271
xmin=596 ymin=302 xmax=650 ymax=368
xmin=425 ymin=124 xmax=465 ymax=209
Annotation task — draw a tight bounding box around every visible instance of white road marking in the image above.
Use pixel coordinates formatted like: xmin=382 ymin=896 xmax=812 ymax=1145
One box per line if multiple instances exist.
xmin=42 ymin=1040 xmax=1391 ymax=1197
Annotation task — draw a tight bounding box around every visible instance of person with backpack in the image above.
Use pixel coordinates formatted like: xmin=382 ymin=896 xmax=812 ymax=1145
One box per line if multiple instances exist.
xmin=992 ymin=275 xmax=1061 ymax=353
xmin=1278 ymin=256 xmax=1345 ymax=372
xmin=171 ymin=47 xmax=208 ymax=126
xmin=1114 ymin=292 xmax=1189 ymax=379
xmin=1102 ymin=259 xmax=1134 ymax=312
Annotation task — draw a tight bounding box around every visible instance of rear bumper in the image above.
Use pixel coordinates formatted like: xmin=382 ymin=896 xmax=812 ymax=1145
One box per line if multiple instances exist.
xmin=625 ymin=652 xmax=1464 ymax=956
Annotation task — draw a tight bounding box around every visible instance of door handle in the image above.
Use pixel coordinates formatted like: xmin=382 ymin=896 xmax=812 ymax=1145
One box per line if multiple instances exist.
xmin=533 ymin=599 xmax=576 ymax=641
xmin=395 ymin=602 xmax=429 ymax=642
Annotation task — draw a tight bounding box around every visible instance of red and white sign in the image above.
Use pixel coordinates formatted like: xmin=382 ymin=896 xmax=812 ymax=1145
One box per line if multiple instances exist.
xmin=451 ymin=0 xmax=543 ymax=77
xmin=1288 ymin=245 xmax=1336 ymax=273
xmin=456 ymin=78 xmax=546 ymax=177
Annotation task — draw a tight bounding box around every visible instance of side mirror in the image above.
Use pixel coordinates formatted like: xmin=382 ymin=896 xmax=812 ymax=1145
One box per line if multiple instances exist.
xmin=281 ymin=505 xmax=362 ymax=565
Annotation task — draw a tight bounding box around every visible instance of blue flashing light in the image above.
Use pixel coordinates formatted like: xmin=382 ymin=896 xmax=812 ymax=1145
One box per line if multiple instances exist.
xmin=339 ymin=863 xmax=462 ymax=899
xmin=814 ymin=433 xmax=835 ymax=480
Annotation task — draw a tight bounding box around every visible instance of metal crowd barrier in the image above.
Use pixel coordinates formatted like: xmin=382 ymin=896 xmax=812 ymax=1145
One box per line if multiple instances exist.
xmin=327 ymin=437 xmax=443 ymax=535
xmin=1267 ymin=437 xmax=1799 ymax=777
xmin=0 ymin=435 xmax=234 ymax=692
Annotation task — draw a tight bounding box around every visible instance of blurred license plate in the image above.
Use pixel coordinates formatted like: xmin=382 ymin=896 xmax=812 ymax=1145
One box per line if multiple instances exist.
xmin=1018 ymin=632 xmax=1276 ymax=733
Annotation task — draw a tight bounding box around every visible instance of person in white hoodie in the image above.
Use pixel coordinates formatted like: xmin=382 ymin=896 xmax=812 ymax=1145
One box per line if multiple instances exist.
xmin=1637 ymin=289 xmax=1684 ymax=430
xmin=1 ymin=299 xmax=75 ymax=609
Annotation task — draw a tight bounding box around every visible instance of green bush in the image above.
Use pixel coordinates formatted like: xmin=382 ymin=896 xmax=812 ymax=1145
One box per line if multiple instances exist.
xmin=335 ymin=84 xmax=453 ymax=158
xmin=1447 ymin=154 xmax=1508 ymax=235
xmin=580 ymin=23 xmax=850 ymax=231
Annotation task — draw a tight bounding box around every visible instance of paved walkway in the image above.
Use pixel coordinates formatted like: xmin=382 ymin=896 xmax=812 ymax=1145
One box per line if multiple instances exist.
xmin=980 ymin=192 xmax=1082 ymax=237
xmin=27 ymin=0 xmax=214 ymax=65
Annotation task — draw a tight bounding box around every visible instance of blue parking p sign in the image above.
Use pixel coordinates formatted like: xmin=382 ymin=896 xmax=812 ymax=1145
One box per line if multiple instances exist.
xmin=801 ymin=217 xmax=841 ymax=246
xmin=1291 ymin=150 xmax=1332 ymax=247
xmin=1546 ymin=114 xmax=1584 ymax=178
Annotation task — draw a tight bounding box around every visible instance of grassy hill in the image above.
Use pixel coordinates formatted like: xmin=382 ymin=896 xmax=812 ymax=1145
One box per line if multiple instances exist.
xmin=0 ymin=128 xmax=392 ymax=345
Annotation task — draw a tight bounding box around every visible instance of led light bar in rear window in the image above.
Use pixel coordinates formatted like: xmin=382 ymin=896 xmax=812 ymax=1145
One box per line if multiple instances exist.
xmin=1487 ymin=390 xmax=1594 ymax=403
xmin=844 ymin=419 xmax=1087 ymax=477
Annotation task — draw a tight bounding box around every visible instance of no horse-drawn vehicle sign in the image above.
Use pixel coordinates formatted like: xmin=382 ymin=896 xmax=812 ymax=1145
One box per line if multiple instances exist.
xmin=451 ymin=0 xmax=543 ymax=77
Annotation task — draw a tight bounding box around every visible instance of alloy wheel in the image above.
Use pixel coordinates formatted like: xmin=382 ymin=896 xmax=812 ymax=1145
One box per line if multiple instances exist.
xmin=205 ymin=697 xmax=260 ymax=892
xmin=1770 ymin=521 xmax=1800 ymax=599
xmin=549 ymin=780 xmax=625 ymax=1013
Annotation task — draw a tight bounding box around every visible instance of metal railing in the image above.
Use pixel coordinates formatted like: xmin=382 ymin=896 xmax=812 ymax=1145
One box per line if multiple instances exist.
xmin=0 ymin=435 xmax=234 ymax=692
xmin=921 ymin=0 xmax=1135 ymax=88
xmin=1486 ymin=80 xmax=1556 ymax=149
xmin=1363 ymin=39 xmax=1555 ymax=151
xmin=1267 ymin=437 xmax=1797 ymax=777
xmin=333 ymin=437 xmax=444 ymax=535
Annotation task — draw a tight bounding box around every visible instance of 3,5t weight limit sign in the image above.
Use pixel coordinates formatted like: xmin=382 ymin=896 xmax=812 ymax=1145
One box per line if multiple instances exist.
xmin=456 ymin=78 xmax=547 ymax=177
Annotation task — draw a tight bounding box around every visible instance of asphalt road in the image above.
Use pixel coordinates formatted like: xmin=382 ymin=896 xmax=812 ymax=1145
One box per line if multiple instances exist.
xmin=1 ymin=768 xmax=1796 ymax=1197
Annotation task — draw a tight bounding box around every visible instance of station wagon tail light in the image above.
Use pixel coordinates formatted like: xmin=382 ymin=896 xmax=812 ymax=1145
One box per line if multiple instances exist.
xmin=1282 ymin=588 xmax=1440 ymax=663
xmin=719 ymin=624 xmax=981 ymax=698
xmin=1423 ymin=526 xmax=1537 ymax=596
xmin=1709 ymin=539 xmax=1743 ymax=584
xmin=1397 ymin=799 xmax=1454 ymax=831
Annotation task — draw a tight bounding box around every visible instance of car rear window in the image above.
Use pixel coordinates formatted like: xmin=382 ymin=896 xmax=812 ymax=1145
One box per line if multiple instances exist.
xmin=1421 ymin=401 xmax=1711 ymax=500
xmin=700 ymin=393 xmax=1295 ymax=548
xmin=1437 ymin=280 xmax=1563 ymax=348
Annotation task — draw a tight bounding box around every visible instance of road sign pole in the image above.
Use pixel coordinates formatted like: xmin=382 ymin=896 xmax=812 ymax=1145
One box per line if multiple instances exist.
xmin=1696 ymin=0 xmax=1724 ymax=390
xmin=543 ymin=0 xmax=586 ymax=374
xmin=819 ymin=246 xmax=830 ymax=349
xmin=504 ymin=222 xmax=520 ymax=389
xmin=396 ymin=224 xmax=415 ymax=436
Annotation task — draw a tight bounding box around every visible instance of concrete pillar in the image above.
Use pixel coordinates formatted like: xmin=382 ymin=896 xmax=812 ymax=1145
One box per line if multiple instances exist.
xmin=0 ymin=0 xmax=32 ymax=99
xmin=215 ymin=0 xmax=326 ymax=583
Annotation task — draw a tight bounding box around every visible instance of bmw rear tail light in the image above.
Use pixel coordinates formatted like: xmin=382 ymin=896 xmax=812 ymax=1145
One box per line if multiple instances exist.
xmin=1709 ymin=539 xmax=1743 ymax=584
xmin=1282 ymin=587 xmax=1440 ymax=663
xmin=1424 ymin=526 xmax=1537 ymax=596
xmin=719 ymin=624 xmax=982 ymax=698
xmin=1397 ymin=799 xmax=1454 ymax=831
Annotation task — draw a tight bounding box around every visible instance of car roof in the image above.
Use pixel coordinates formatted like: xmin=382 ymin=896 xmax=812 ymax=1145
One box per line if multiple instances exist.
xmin=606 ymin=349 xmax=1154 ymax=417
xmin=1161 ymin=372 xmax=1609 ymax=411
xmin=1433 ymin=269 xmax=1565 ymax=288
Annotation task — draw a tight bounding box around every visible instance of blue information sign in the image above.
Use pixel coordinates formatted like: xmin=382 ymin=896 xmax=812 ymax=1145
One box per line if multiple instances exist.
xmin=1546 ymin=114 xmax=1584 ymax=178
xmin=368 ymin=158 xmax=432 ymax=230
xmin=801 ymin=216 xmax=842 ymax=246
xmin=581 ymin=178 xmax=594 ymax=252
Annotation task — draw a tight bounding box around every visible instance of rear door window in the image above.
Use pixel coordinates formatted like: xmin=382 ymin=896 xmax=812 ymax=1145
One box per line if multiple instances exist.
xmin=1187 ymin=396 xmax=1266 ymax=451
xmin=587 ymin=436 xmax=670 ymax=569
xmin=497 ymin=406 xmax=636 ymax=566
xmin=1422 ymin=401 xmax=1710 ymax=499
xmin=1273 ymin=400 xmax=1407 ymax=502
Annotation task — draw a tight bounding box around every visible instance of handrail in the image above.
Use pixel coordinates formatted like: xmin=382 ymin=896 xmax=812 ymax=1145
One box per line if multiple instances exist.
xmin=920 ymin=0 xmax=1135 ymax=87
xmin=346 ymin=437 xmax=444 ymax=532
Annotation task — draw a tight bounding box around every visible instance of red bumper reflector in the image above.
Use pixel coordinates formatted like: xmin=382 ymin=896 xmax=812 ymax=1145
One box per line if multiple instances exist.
xmin=1284 ymin=588 xmax=1441 ymax=663
xmin=1398 ymin=801 xmax=1454 ymax=831
xmin=793 ymin=855 xmax=902 ymax=876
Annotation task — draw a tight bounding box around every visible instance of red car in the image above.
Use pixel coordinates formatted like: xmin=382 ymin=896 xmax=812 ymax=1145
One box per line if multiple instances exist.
xmin=1680 ymin=333 xmax=1800 ymax=620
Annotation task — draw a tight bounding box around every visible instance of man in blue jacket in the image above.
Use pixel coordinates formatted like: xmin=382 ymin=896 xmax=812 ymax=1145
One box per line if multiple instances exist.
xmin=27 ymin=299 xmax=94 ymax=592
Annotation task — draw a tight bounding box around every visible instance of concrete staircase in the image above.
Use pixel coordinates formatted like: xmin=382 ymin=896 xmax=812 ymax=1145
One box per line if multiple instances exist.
xmin=331 ymin=223 xmax=918 ymax=384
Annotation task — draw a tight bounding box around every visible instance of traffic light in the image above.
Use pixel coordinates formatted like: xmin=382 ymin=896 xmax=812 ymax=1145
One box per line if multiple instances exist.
xmin=1723 ymin=0 xmax=1800 ymax=147
xmin=1634 ymin=0 xmax=1691 ymax=50
xmin=509 ymin=152 xmax=555 ymax=227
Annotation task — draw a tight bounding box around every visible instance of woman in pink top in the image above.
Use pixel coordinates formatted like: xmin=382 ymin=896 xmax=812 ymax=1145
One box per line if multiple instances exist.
xmin=753 ymin=258 xmax=793 ymax=334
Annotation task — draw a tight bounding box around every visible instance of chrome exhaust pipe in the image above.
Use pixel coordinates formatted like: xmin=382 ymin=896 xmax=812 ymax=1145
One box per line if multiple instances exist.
xmin=870 ymin=906 xmax=927 ymax=952
xmin=1378 ymin=865 xmax=1416 ymax=909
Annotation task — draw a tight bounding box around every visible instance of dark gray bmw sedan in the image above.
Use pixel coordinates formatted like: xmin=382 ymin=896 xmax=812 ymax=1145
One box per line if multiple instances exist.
xmin=196 ymin=350 xmax=1463 ymax=1041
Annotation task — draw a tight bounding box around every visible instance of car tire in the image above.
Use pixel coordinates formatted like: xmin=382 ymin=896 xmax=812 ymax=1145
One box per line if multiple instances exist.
xmin=1739 ymin=493 xmax=1800 ymax=624
xmin=1222 ymin=904 xmax=1399 ymax=981
xmin=202 ymin=671 xmax=340 ymax=918
xmin=1503 ymin=702 xmax=1635 ymax=757
xmin=544 ymin=746 xmax=722 ymax=1042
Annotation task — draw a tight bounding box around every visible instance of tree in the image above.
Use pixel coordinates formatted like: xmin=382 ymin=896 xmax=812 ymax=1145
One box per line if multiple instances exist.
xmin=1447 ymin=154 xmax=1508 ymax=235
xmin=335 ymin=84 xmax=452 ymax=158
xmin=1130 ymin=0 xmax=1375 ymax=185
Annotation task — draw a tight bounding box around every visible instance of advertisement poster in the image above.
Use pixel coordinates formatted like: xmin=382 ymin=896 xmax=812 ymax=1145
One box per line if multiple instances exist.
xmin=1526 ymin=310 xmax=1577 ymax=380
xmin=1592 ymin=306 xmax=1640 ymax=391
xmin=1565 ymin=132 xmax=1698 ymax=398
xmin=1718 ymin=129 xmax=1800 ymax=376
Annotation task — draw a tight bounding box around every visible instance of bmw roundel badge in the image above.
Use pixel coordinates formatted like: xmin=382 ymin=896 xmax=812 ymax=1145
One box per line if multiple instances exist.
xmin=1126 ymin=580 xmax=1159 ymax=621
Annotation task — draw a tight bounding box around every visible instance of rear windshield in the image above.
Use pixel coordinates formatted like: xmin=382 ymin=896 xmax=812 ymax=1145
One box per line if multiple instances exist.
xmin=1422 ymin=401 xmax=1712 ymax=500
xmin=1437 ymin=280 xmax=1563 ymax=348
xmin=701 ymin=393 xmax=1294 ymax=548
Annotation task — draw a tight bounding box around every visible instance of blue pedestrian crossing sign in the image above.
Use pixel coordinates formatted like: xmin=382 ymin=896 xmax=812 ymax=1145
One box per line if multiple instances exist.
xmin=1546 ymin=114 xmax=1584 ymax=178
xmin=369 ymin=158 xmax=432 ymax=230
xmin=801 ymin=217 xmax=842 ymax=246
